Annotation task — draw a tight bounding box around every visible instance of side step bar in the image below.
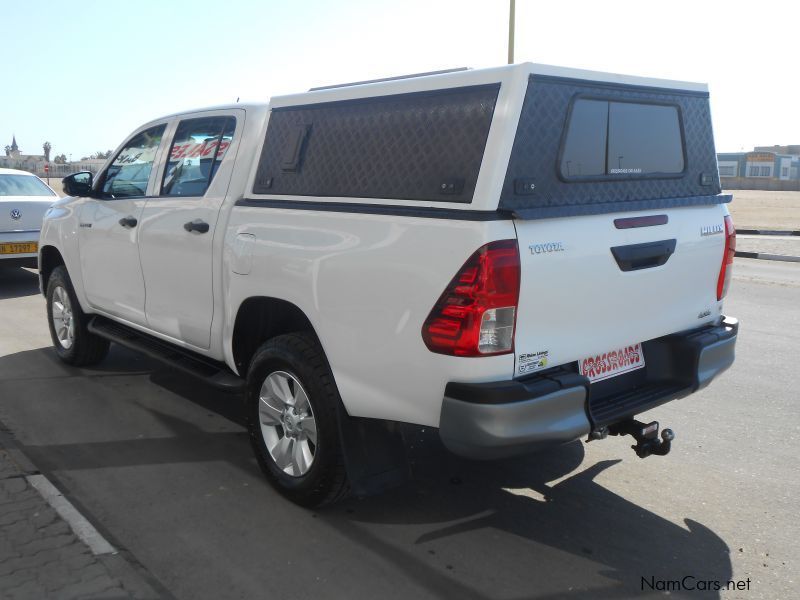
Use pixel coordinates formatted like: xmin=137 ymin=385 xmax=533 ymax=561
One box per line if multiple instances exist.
xmin=87 ymin=316 xmax=244 ymax=393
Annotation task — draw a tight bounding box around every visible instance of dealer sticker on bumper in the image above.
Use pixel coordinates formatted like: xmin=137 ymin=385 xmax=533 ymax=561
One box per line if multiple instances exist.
xmin=518 ymin=350 xmax=549 ymax=375
xmin=579 ymin=343 xmax=645 ymax=383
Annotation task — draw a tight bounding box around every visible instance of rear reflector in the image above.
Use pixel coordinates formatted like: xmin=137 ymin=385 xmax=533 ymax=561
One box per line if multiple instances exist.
xmin=422 ymin=240 xmax=520 ymax=356
xmin=716 ymin=215 xmax=736 ymax=300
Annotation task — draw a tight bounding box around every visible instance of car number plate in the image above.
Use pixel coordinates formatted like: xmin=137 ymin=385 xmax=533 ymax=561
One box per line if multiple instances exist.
xmin=578 ymin=343 xmax=645 ymax=383
xmin=0 ymin=242 xmax=38 ymax=255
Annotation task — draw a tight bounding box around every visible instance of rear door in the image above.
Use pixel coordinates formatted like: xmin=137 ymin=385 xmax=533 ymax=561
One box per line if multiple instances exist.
xmin=504 ymin=77 xmax=728 ymax=377
xmin=79 ymin=123 xmax=168 ymax=324
xmin=137 ymin=110 xmax=242 ymax=349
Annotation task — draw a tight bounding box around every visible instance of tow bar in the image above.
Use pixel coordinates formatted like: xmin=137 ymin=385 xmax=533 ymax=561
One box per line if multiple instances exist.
xmin=607 ymin=419 xmax=675 ymax=458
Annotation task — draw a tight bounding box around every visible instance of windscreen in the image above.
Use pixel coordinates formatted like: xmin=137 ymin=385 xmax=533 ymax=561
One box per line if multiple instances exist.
xmin=0 ymin=174 xmax=56 ymax=196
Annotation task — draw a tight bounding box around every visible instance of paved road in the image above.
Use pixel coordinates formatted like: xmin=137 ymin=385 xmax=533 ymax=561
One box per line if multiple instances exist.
xmin=737 ymin=234 xmax=800 ymax=258
xmin=0 ymin=259 xmax=797 ymax=599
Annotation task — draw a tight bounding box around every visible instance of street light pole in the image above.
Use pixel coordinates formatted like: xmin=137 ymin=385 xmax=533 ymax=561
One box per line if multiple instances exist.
xmin=508 ymin=0 xmax=515 ymax=65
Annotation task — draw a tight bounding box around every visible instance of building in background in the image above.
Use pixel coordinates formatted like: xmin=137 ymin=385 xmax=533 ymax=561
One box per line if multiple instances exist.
xmin=1 ymin=135 xmax=107 ymax=178
xmin=717 ymin=146 xmax=800 ymax=190
xmin=48 ymin=159 xmax=107 ymax=177
xmin=1 ymin=136 xmax=47 ymax=172
xmin=754 ymin=144 xmax=800 ymax=155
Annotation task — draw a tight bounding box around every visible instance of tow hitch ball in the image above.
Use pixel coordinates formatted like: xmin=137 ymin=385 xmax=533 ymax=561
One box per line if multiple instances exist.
xmin=607 ymin=420 xmax=675 ymax=458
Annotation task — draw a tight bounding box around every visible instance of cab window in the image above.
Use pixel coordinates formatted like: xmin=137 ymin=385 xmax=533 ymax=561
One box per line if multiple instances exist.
xmin=161 ymin=116 xmax=236 ymax=197
xmin=100 ymin=125 xmax=166 ymax=198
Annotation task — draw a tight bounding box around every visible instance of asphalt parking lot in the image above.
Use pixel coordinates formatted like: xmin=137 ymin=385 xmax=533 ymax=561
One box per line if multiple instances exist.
xmin=0 ymin=259 xmax=797 ymax=600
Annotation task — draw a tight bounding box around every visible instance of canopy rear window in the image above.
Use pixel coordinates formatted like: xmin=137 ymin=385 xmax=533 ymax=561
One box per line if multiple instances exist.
xmin=560 ymin=99 xmax=685 ymax=180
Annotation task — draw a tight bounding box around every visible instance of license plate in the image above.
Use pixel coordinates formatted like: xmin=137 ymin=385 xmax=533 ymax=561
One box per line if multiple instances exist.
xmin=579 ymin=343 xmax=645 ymax=383
xmin=0 ymin=242 xmax=38 ymax=255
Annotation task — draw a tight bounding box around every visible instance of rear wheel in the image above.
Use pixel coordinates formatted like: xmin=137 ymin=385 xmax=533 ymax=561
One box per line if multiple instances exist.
xmin=246 ymin=333 xmax=349 ymax=507
xmin=46 ymin=266 xmax=109 ymax=366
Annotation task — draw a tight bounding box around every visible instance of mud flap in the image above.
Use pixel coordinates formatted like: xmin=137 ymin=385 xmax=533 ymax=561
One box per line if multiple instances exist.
xmin=337 ymin=414 xmax=410 ymax=497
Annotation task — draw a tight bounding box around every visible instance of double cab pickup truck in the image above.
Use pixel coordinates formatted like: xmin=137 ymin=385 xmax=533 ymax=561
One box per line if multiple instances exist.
xmin=39 ymin=63 xmax=738 ymax=506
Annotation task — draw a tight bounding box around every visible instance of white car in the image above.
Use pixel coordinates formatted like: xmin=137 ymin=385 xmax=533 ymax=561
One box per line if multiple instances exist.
xmin=0 ymin=168 xmax=58 ymax=269
xmin=39 ymin=63 xmax=738 ymax=506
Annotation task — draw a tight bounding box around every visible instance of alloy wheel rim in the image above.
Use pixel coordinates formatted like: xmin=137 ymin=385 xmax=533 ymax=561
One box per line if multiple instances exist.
xmin=51 ymin=286 xmax=75 ymax=350
xmin=258 ymin=370 xmax=317 ymax=477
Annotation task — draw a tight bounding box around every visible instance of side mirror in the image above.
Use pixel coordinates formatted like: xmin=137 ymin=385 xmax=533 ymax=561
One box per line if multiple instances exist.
xmin=62 ymin=171 xmax=94 ymax=197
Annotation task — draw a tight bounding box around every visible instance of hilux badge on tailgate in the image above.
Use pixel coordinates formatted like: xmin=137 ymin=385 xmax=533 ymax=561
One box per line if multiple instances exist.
xmin=700 ymin=223 xmax=723 ymax=236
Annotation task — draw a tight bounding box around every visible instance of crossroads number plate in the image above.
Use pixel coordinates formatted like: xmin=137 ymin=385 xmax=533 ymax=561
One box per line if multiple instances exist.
xmin=578 ymin=343 xmax=645 ymax=383
xmin=0 ymin=242 xmax=38 ymax=255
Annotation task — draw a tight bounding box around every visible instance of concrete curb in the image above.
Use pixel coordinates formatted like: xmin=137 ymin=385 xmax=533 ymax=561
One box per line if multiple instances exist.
xmin=735 ymin=251 xmax=800 ymax=263
xmin=27 ymin=473 xmax=117 ymax=555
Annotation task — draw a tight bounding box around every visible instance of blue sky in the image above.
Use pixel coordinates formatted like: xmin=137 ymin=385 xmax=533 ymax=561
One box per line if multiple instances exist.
xmin=2 ymin=0 xmax=798 ymax=159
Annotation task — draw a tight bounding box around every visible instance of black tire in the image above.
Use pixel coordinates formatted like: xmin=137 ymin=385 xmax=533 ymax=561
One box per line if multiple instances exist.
xmin=246 ymin=333 xmax=349 ymax=507
xmin=45 ymin=265 xmax=110 ymax=366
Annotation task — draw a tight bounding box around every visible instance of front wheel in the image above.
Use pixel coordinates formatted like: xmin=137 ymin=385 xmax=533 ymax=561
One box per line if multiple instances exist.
xmin=246 ymin=333 xmax=349 ymax=507
xmin=46 ymin=266 xmax=109 ymax=366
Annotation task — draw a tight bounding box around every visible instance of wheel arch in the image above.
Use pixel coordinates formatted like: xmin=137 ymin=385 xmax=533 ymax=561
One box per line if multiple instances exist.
xmin=231 ymin=296 xmax=320 ymax=376
xmin=39 ymin=245 xmax=65 ymax=296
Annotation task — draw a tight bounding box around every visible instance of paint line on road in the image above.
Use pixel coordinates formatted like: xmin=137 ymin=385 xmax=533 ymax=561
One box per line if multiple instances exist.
xmin=737 ymin=229 xmax=800 ymax=236
xmin=26 ymin=473 xmax=117 ymax=556
xmin=735 ymin=251 xmax=800 ymax=263
xmin=738 ymin=234 xmax=800 ymax=241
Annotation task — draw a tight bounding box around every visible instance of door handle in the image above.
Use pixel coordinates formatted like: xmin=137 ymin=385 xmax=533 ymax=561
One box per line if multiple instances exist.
xmin=118 ymin=216 xmax=138 ymax=228
xmin=184 ymin=219 xmax=210 ymax=234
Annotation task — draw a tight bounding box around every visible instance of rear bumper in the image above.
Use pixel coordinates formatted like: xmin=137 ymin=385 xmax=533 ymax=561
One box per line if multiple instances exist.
xmin=439 ymin=316 xmax=738 ymax=459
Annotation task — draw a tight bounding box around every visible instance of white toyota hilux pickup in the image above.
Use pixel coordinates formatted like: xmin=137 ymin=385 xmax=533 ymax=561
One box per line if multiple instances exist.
xmin=39 ymin=63 xmax=738 ymax=506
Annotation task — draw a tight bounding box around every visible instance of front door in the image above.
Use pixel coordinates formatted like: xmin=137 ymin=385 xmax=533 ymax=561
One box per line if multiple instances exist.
xmin=79 ymin=123 xmax=168 ymax=325
xmin=137 ymin=111 xmax=241 ymax=349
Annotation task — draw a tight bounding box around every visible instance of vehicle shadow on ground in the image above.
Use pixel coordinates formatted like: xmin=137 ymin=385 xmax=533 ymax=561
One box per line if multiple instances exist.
xmin=0 ymin=267 xmax=40 ymax=300
xmin=1 ymin=347 xmax=732 ymax=599
xmin=333 ymin=437 xmax=732 ymax=599
xmin=0 ymin=343 xmax=161 ymax=381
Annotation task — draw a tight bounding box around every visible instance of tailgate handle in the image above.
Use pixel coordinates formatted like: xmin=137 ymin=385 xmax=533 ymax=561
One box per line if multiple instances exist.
xmin=611 ymin=239 xmax=676 ymax=272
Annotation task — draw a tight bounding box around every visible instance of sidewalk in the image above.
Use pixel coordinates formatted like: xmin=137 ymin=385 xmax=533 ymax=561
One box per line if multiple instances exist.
xmin=0 ymin=430 xmax=165 ymax=600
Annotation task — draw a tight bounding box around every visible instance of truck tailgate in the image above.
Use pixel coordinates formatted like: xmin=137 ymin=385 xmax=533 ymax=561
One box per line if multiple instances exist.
xmin=512 ymin=205 xmax=727 ymax=377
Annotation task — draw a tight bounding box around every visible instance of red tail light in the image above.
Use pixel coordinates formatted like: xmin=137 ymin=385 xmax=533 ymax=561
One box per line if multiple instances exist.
xmin=716 ymin=215 xmax=736 ymax=300
xmin=422 ymin=240 xmax=520 ymax=356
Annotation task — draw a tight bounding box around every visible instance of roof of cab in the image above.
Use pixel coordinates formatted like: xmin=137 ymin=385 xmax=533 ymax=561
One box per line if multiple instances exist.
xmin=149 ymin=102 xmax=269 ymax=124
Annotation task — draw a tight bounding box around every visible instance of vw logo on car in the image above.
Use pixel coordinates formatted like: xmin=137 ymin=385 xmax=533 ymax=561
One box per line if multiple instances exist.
xmin=10 ymin=209 xmax=22 ymax=221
